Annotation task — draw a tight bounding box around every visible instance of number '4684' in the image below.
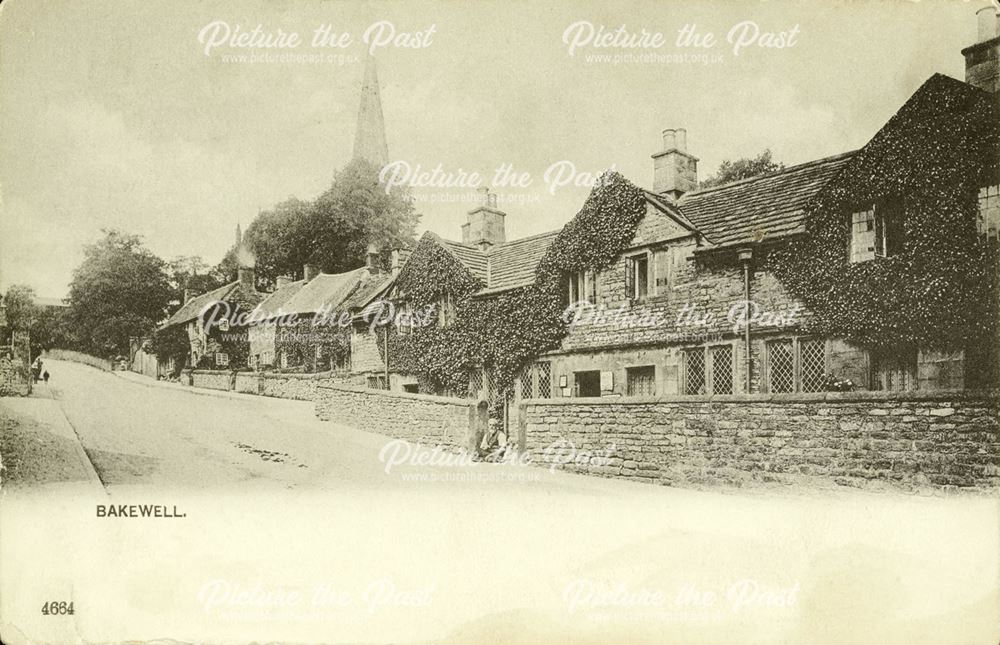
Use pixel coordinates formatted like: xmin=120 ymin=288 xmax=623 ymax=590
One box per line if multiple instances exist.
xmin=41 ymin=601 xmax=74 ymax=615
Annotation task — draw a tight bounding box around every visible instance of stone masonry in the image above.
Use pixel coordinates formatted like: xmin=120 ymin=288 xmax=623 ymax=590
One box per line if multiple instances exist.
xmin=315 ymin=383 xmax=478 ymax=451
xmin=519 ymin=391 xmax=1000 ymax=491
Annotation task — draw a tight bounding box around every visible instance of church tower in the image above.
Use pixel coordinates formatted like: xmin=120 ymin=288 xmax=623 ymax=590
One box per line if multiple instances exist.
xmin=352 ymin=54 xmax=389 ymax=168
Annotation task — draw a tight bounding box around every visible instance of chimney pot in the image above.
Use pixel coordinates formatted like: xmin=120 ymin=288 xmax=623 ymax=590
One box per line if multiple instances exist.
xmin=662 ymin=128 xmax=676 ymax=151
xmin=965 ymin=8 xmax=1000 ymax=92
xmin=977 ymin=7 xmax=999 ymax=42
xmin=183 ymin=288 xmax=192 ymax=304
xmin=653 ymin=127 xmax=698 ymax=200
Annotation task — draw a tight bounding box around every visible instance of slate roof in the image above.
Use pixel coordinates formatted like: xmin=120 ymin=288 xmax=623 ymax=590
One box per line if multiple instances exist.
xmin=281 ymin=268 xmax=367 ymax=316
xmin=476 ymin=230 xmax=560 ymax=295
xmin=341 ymin=271 xmax=394 ymax=310
xmin=677 ymin=151 xmax=856 ymax=248
xmin=163 ymin=282 xmax=238 ymax=328
xmin=436 ymin=237 xmax=489 ymax=282
xmin=247 ymin=279 xmax=305 ymax=323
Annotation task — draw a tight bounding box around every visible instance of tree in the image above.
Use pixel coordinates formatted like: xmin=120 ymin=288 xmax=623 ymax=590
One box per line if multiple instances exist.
xmin=700 ymin=149 xmax=785 ymax=188
xmin=66 ymin=230 xmax=173 ymax=358
xmin=1 ymin=285 xmax=39 ymax=337
xmin=243 ymin=159 xmax=419 ymax=286
xmin=166 ymin=255 xmax=226 ymax=314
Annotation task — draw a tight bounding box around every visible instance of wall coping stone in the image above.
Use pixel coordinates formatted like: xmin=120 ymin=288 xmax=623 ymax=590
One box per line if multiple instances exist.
xmin=261 ymin=371 xmax=346 ymax=380
xmin=317 ymin=382 xmax=475 ymax=407
xmin=521 ymin=389 xmax=999 ymax=406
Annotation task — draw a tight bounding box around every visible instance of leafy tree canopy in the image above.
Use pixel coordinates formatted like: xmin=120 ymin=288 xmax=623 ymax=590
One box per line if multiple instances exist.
xmin=1 ymin=285 xmax=39 ymax=334
xmin=66 ymin=229 xmax=173 ymax=358
xmin=243 ymin=159 xmax=419 ymax=288
xmin=701 ymin=149 xmax=784 ymax=188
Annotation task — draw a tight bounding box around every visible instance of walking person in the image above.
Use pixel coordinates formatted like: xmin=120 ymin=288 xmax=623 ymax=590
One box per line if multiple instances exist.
xmin=43 ymin=370 xmax=50 ymax=383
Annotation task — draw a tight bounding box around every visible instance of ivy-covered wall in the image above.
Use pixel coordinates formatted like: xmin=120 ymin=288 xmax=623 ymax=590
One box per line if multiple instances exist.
xmin=770 ymin=75 xmax=999 ymax=361
xmin=382 ymin=173 xmax=652 ymax=409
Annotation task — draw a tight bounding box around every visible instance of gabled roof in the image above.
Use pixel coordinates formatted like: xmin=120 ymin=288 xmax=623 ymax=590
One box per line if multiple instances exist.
xmin=247 ymin=279 xmax=306 ymax=323
xmin=281 ymin=268 xmax=367 ymax=316
xmin=677 ymin=151 xmax=856 ymax=248
xmin=162 ymin=282 xmax=238 ymax=328
xmin=435 ymin=235 xmax=489 ymax=282
xmin=642 ymin=190 xmax=700 ymax=233
xmin=476 ymin=230 xmax=561 ymax=295
xmin=341 ymin=270 xmax=394 ymax=310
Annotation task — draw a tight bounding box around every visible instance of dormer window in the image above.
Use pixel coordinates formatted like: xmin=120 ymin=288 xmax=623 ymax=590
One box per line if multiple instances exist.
xmin=979 ymin=184 xmax=1000 ymax=239
xmin=849 ymin=198 xmax=905 ymax=263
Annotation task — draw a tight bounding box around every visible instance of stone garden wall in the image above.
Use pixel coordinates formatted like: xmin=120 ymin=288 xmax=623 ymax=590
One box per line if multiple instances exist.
xmin=518 ymin=390 xmax=1000 ymax=491
xmin=315 ymin=383 xmax=479 ymax=451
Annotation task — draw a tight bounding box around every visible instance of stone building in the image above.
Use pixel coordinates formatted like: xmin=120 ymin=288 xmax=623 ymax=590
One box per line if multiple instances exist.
xmin=369 ymin=12 xmax=999 ymax=431
xmin=247 ymin=255 xmax=397 ymax=375
xmin=158 ymin=227 xmax=263 ymax=370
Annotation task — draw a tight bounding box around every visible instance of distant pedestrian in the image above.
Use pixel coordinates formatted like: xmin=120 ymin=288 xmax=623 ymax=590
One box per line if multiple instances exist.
xmin=43 ymin=370 xmax=50 ymax=383
xmin=31 ymin=358 xmax=42 ymax=383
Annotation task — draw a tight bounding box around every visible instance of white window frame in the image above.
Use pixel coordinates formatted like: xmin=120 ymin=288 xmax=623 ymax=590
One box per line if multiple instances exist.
xmin=625 ymin=252 xmax=650 ymax=301
xmin=567 ymin=271 xmax=598 ymax=305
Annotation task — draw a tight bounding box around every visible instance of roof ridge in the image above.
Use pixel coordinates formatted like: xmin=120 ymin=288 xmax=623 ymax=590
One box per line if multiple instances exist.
xmin=682 ymin=150 xmax=857 ymax=198
xmin=492 ymin=228 xmax=562 ymax=250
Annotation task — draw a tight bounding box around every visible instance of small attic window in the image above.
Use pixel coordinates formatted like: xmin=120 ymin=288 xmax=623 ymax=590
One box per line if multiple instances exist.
xmin=978 ymin=184 xmax=1000 ymax=240
xmin=849 ymin=198 xmax=904 ymax=263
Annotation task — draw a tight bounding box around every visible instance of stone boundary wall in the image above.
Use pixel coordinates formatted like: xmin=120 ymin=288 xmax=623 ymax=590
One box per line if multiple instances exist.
xmin=518 ymin=390 xmax=1000 ymax=492
xmin=188 ymin=369 xmax=232 ymax=391
xmin=185 ymin=369 xmax=358 ymax=400
xmin=315 ymin=383 xmax=480 ymax=451
xmin=43 ymin=349 xmax=113 ymax=371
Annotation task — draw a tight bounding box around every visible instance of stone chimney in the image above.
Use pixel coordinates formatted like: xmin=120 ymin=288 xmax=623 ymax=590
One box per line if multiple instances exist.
xmin=652 ymin=128 xmax=699 ymax=201
xmin=275 ymin=276 xmax=293 ymax=289
xmin=366 ymin=243 xmax=385 ymax=276
xmin=238 ymin=266 xmax=255 ymax=291
xmin=303 ymin=264 xmax=320 ymax=282
xmin=462 ymin=187 xmax=506 ymax=250
xmin=963 ymin=7 xmax=1000 ymax=93
xmin=390 ymin=248 xmax=412 ymax=276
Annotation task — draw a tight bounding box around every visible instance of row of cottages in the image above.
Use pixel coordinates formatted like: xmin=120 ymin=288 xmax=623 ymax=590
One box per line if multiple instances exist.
xmin=368 ymin=16 xmax=1000 ymax=430
xmin=245 ymin=250 xmax=404 ymax=377
xmin=159 ymin=259 xmax=263 ymax=372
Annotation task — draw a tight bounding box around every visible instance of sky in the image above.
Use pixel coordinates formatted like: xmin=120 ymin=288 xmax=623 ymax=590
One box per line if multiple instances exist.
xmin=0 ymin=0 xmax=987 ymax=299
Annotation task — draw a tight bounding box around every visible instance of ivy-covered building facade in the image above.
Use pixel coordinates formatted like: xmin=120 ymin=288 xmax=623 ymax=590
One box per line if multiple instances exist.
xmin=370 ymin=19 xmax=999 ymax=434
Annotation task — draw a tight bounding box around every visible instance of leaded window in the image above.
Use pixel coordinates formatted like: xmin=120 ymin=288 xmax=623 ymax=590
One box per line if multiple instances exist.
xmin=536 ymin=362 xmax=552 ymax=398
xmin=710 ymin=345 xmax=733 ymax=395
xmin=684 ymin=348 xmax=706 ymax=395
xmin=767 ymin=340 xmax=794 ymax=393
xmin=627 ymin=365 xmax=656 ymax=397
xmin=800 ymin=339 xmax=826 ymax=393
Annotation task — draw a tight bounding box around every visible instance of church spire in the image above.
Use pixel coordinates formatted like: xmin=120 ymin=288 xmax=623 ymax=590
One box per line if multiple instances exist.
xmin=352 ymin=54 xmax=389 ymax=168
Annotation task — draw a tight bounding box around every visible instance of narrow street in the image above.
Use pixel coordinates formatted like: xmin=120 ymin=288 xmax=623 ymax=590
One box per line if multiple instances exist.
xmin=28 ymin=359 xmax=392 ymax=490
xmin=0 ymin=360 xmax=997 ymax=644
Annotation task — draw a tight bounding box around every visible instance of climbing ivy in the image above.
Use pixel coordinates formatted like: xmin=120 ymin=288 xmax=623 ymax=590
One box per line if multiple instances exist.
xmin=383 ymin=171 xmax=649 ymax=409
xmin=768 ymin=75 xmax=999 ymax=352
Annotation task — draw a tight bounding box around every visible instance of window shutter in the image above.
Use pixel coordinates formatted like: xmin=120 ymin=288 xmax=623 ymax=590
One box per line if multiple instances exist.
xmin=850 ymin=208 xmax=876 ymax=263
xmin=625 ymin=258 xmax=635 ymax=299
